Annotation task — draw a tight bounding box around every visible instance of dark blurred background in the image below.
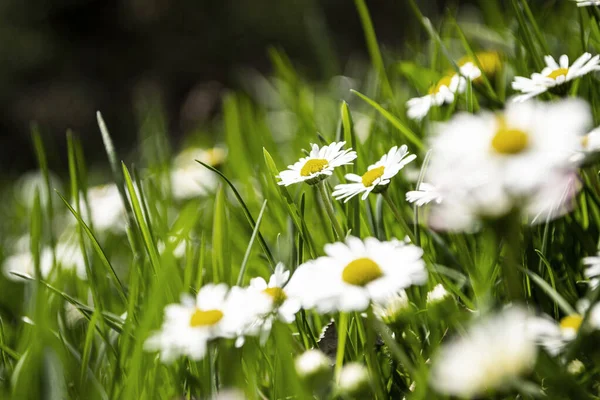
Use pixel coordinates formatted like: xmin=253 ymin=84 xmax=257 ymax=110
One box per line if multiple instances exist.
xmin=0 ymin=0 xmax=449 ymax=174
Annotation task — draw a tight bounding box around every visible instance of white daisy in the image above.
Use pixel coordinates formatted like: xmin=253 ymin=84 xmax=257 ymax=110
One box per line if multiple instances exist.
xmin=171 ymin=147 xmax=225 ymax=200
xmin=372 ymin=291 xmax=410 ymax=323
xmin=3 ymin=241 xmax=86 ymax=281
xmin=512 ymin=53 xmax=600 ymax=102
xmin=458 ymin=51 xmax=502 ymax=82
xmin=285 ymin=236 xmax=427 ymax=313
xmin=573 ymin=0 xmax=600 ymax=6
xmin=79 ymin=184 xmax=127 ymax=233
xmin=248 ymin=263 xmax=301 ymax=324
xmin=295 ymin=349 xmax=332 ymax=380
xmin=430 ymin=307 xmax=538 ymax=398
xmin=277 ymin=142 xmax=357 ymax=186
xmin=422 ymin=98 xmax=591 ymax=231
xmin=332 ymin=146 xmax=416 ymax=202
xmin=527 ymin=314 xmax=583 ymax=356
xmin=337 ymin=362 xmax=371 ymax=396
xmin=426 ymin=284 xmax=451 ymax=305
xmin=406 ymin=183 xmax=443 ymax=206
xmin=144 ymin=284 xmax=246 ymax=363
xmin=406 ymin=74 xmax=466 ymax=121
xmin=584 ymin=253 xmax=600 ymax=289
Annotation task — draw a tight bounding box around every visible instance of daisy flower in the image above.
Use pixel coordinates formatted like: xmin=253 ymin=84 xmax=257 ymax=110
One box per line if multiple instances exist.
xmin=277 ymin=141 xmax=357 ymax=186
xmin=337 ymin=363 xmax=371 ymax=397
xmin=332 ymin=145 xmax=416 ymax=202
xmin=248 ymin=263 xmax=301 ymax=323
xmin=458 ymin=51 xmax=503 ymax=82
xmin=584 ymin=253 xmax=600 ymax=289
xmin=171 ymin=147 xmax=225 ymax=200
xmin=422 ymin=98 xmax=591 ymax=231
xmin=285 ymin=236 xmax=427 ymax=313
xmin=527 ymin=313 xmax=583 ymax=356
xmin=80 ymin=184 xmax=127 ymax=233
xmin=144 ymin=284 xmax=248 ymax=363
xmin=430 ymin=307 xmax=538 ymax=397
xmin=512 ymin=53 xmax=600 ymax=102
xmin=406 ymin=183 xmax=443 ymax=206
xmin=573 ymin=0 xmax=600 ymax=6
xmin=406 ymin=74 xmax=466 ymax=121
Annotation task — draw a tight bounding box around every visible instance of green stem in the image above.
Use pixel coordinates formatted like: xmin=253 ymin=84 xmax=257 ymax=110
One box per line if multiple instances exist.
xmin=382 ymin=192 xmax=416 ymax=243
xmin=317 ymin=181 xmax=345 ymax=240
xmin=494 ymin=213 xmax=525 ymax=301
xmin=334 ymin=313 xmax=348 ymax=381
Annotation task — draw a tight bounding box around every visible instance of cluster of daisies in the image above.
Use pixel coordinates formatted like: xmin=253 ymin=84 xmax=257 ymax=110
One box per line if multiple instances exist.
xmin=145 ymin=236 xmax=428 ymax=362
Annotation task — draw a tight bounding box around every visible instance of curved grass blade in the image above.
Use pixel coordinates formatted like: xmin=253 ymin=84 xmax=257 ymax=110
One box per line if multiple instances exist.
xmin=237 ymin=200 xmax=268 ymax=286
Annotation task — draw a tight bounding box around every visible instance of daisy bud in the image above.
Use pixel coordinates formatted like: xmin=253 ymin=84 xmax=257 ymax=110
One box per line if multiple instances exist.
xmin=295 ymin=349 xmax=333 ymax=393
xmin=337 ymin=363 xmax=371 ymax=399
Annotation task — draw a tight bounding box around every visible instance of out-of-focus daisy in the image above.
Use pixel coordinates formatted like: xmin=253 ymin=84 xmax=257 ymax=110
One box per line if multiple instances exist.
xmin=79 ymin=184 xmax=126 ymax=233
xmin=406 ymin=183 xmax=442 ymax=207
xmin=430 ymin=307 xmax=538 ymax=397
xmin=15 ymin=170 xmax=62 ymax=209
xmin=332 ymin=146 xmax=416 ymax=202
xmin=277 ymin=142 xmax=357 ymax=186
xmin=580 ymin=126 xmax=600 ymax=152
xmin=171 ymin=147 xmax=225 ymax=200
xmin=3 ymin=241 xmax=86 ymax=281
xmin=372 ymin=291 xmax=410 ymax=324
xmin=144 ymin=284 xmax=246 ymax=363
xmin=512 ymin=53 xmax=600 ymax=102
xmin=422 ymin=98 xmax=591 ymax=231
xmin=295 ymin=349 xmax=333 ymax=392
xmin=458 ymin=51 xmax=503 ymax=82
xmin=337 ymin=362 xmax=371 ymax=398
xmin=584 ymin=253 xmax=600 ymax=289
xmin=406 ymin=74 xmax=465 ymax=121
xmin=527 ymin=313 xmax=583 ymax=356
xmin=286 ymin=236 xmax=427 ymax=313
xmin=248 ymin=263 xmax=301 ymax=324
xmin=426 ymin=284 xmax=451 ymax=305
xmin=573 ymin=0 xmax=600 ymax=6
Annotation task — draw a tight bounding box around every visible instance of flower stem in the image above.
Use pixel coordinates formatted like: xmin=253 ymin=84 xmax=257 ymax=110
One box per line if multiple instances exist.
xmin=382 ymin=192 xmax=416 ymax=243
xmin=334 ymin=313 xmax=348 ymax=381
xmin=317 ymin=181 xmax=345 ymax=240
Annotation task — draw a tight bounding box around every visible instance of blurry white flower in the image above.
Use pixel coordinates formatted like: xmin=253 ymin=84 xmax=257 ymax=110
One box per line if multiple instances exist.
xmin=248 ymin=263 xmax=301 ymax=324
xmin=406 ymin=183 xmax=443 ymax=206
xmin=157 ymin=237 xmax=187 ymax=259
xmin=372 ymin=291 xmax=410 ymax=323
xmin=171 ymin=147 xmax=225 ymax=200
xmin=295 ymin=349 xmax=332 ymax=377
xmin=80 ymin=184 xmax=126 ymax=233
xmin=15 ymin=170 xmax=62 ymax=209
xmin=332 ymin=146 xmax=416 ymax=202
xmin=3 ymin=242 xmax=86 ymax=281
xmin=423 ymin=99 xmax=591 ymax=231
xmin=583 ymin=253 xmax=600 ymax=289
xmin=573 ymin=0 xmax=600 ymax=6
xmin=210 ymin=389 xmax=246 ymax=400
xmin=144 ymin=284 xmax=248 ymax=363
xmin=567 ymin=359 xmax=585 ymax=375
xmin=406 ymin=74 xmax=466 ymax=121
xmin=427 ymin=284 xmax=451 ymax=304
xmin=277 ymin=142 xmax=357 ymax=186
xmin=459 ymin=51 xmax=503 ymax=81
xmin=527 ymin=314 xmax=583 ymax=356
xmin=338 ymin=362 xmax=370 ymax=396
xmin=286 ymin=236 xmax=427 ymax=313
xmin=430 ymin=307 xmax=538 ymax=397
xmin=512 ymin=53 xmax=600 ymax=102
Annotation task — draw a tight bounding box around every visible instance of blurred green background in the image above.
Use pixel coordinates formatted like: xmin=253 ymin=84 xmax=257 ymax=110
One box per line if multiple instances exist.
xmin=0 ymin=0 xmax=453 ymax=175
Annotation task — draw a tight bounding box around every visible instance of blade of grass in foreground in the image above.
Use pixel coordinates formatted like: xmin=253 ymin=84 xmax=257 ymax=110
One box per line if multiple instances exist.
xmin=237 ymin=200 xmax=268 ymax=286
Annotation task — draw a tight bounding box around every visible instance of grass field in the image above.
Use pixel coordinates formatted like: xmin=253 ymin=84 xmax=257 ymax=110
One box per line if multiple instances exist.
xmin=3 ymin=0 xmax=600 ymax=399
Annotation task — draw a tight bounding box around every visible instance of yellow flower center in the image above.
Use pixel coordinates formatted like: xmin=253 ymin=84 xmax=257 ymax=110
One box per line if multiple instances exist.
xmin=300 ymin=159 xmax=329 ymax=177
xmin=263 ymin=287 xmax=287 ymax=304
xmin=581 ymin=135 xmax=590 ymax=149
xmin=560 ymin=314 xmax=583 ymax=332
xmin=361 ymin=166 xmax=385 ymax=187
xmin=428 ymin=76 xmax=453 ymax=94
xmin=189 ymin=308 xmax=224 ymax=327
xmin=342 ymin=257 xmax=383 ymax=286
xmin=491 ymin=118 xmax=529 ymax=155
xmin=546 ymin=68 xmax=569 ymax=80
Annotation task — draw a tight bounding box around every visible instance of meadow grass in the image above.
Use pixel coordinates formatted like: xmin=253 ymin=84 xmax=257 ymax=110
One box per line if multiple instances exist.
xmin=2 ymin=1 xmax=600 ymax=399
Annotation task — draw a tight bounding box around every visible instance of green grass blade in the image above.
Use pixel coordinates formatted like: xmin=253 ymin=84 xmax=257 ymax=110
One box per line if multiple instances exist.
xmin=237 ymin=200 xmax=268 ymax=286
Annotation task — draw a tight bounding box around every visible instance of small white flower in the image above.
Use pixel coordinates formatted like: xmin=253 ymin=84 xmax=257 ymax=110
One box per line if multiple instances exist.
xmin=144 ymin=284 xmax=247 ymax=363
xmin=372 ymin=291 xmax=410 ymax=322
xmin=248 ymin=263 xmax=301 ymax=324
xmin=423 ymin=98 xmax=591 ymax=231
xmin=406 ymin=74 xmax=466 ymax=121
xmin=527 ymin=313 xmax=584 ymax=356
xmin=426 ymin=284 xmax=450 ymax=304
xmin=406 ymin=183 xmax=443 ymax=206
xmin=3 ymin=242 xmax=86 ymax=281
xmin=332 ymin=146 xmax=416 ymax=202
xmin=285 ymin=236 xmax=427 ymax=313
xmin=295 ymin=349 xmax=332 ymax=377
xmin=430 ymin=307 xmax=538 ymax=397
xmin=512 ymin=53 xmax=600 ymax=102
xmin=171 ymin=147 xmax=225 ymax=200
xmin=573 ymin=0 xmax=600 ymax=6
xmin=338 ymin=362 xmax=370 ymax=395
xmin=80 ymin=184 xmax=126 ymax=233
xmin=583 ymin=253 xmax=600 ymax=289
xmin=277 ymin=142 xmax=357 ymax=186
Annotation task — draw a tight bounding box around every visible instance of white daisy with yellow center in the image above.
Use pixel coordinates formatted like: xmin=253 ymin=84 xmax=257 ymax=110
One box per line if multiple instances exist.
xmin=249 ymin=263 xmax=301 ymax=323
xmin=512 ymin=53 xmax=600 ymax=102
xmin=406 ymin=182 xmax=443 ymax=207
xmin=406 ymin=74 xmax=466 ymax=121
xmin=422 ymin=98 xmax=591 ymax=231
xmin=171 ymin=147 xmax=225 ymax=200
xmin=573 ymin=0 xmax=600 ymax=6
xmin=144 ymin=284 xmax=244 ymax=363
xmin=277 ymin=141 xmax=357 ymax=186
xmin=285 ymin=236 xmax=427 ymax=313
xmin=430 ymin=307 xmax=538 ymax=398
xmin=332 ymin=145 xmax=416 ymax=202
xmin=528 ymin=313 xmax=584 ymax=356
